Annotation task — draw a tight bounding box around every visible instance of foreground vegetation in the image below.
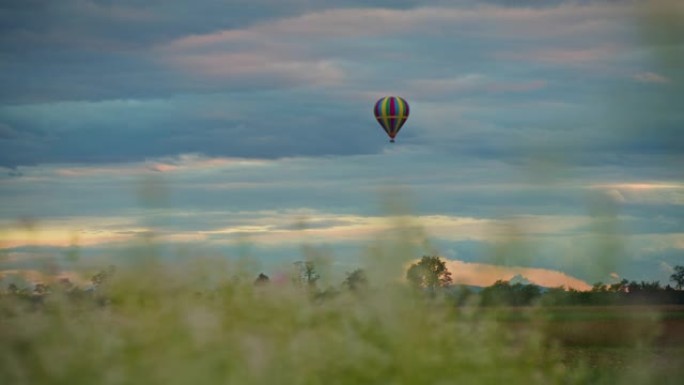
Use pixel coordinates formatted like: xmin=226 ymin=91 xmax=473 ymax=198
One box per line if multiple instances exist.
xmin=1 ymin=257 xmax=683 ymax=385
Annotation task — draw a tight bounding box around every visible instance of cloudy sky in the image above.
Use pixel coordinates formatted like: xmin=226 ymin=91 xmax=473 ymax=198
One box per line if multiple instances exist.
xmin=1 ymin=0 xmax=682 ymax=289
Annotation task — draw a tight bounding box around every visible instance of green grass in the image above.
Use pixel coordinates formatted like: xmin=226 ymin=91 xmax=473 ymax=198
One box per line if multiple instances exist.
xmin=2 ymin=259 xmax=682 ymax=385
xmin=560 ymin=346 xmax=684 ymax=385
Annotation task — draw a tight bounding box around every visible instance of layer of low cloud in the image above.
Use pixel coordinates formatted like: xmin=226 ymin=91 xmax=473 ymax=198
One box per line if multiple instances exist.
xmin=441 ymin=258 xmax=591 ymax=290
xmin=1 ymin=151 xmax=683 ymax=285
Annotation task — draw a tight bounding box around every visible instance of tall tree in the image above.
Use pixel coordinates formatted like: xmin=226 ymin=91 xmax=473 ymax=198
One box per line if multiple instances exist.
xmin=254 ymin=273 xmax=270 ymax=286
xmin=7 ymin=283 xmax=18 ymax=295
xmin=294 ymin=261 xmax=320 ymax=287
xmin=406 ymin=256 xmax=453 ymax=292
xmin=343 ymin=269 xmax=368 ymax=292
xmin=671 ymin=265 xmax=684 ymax=290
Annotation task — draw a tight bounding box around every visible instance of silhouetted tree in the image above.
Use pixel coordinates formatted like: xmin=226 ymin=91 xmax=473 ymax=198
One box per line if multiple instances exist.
xmin=671 ymin=265 xmax=684 ymax=290
xmin=480 ymin=280 xmax=542 ymax=306
xmin=518 ymin=283 xmax=542 ymax=305
xmin=609 ymin=279 xmax=629 ymax=293
xmin=591 ymin=282 xmax=608 ymax=292
xmin=294 ymin=261 xmax=320 ymax=287
xmin=313 ymin=287 xmax=340 ymax=303
xmin=625 ymin=280 xmax=662 ymax=294
xmin=638 ymin=280 xmax=662 ymax=292
xmin=480 ymin=280 xmax=510 ymax=306
xmin=57 ymin=278 xmax=74 ymax=292
xmin=406 ymin=256 xmax=452 ymax=293
xmin=91 ymin=265 xmax=116 ymax=286
xmin=254 ymin=273 xmax=270 ymax=286
xmin=33 ymin=283 xmax=49 ymax=295
xmin=343 ymin=269 xmax=368 ymax=292
xmin=627 ymin=280 xmax=641 ymax=294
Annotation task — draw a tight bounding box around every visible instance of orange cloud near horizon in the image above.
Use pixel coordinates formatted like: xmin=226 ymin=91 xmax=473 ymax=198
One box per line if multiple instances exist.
xmin=442 ymin=259 xmax=591 ymax=291
xmin=1 ymin=257 xmax=591 ymax=291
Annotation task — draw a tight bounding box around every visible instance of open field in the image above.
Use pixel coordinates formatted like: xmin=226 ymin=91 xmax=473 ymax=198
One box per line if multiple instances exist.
xmin=491 ymin=305 xmax=684 ymax=345
xmin=560 ymin=346 xmax=684 ymax=385
xmin=492 ymin=306 xmax=684 ymax=384
xmin=2 ymin=264 xmax=683 ymax=385
xmin=552 ymin=307 xmax=684 ymax=384
xmin=541 ymin=306 xmax=684 ymax=347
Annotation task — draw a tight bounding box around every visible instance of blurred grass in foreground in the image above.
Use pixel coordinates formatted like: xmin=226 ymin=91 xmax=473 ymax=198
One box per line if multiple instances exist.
xmin=0 ymin=261 xmax=577 ymax=385
xmin=1 ymin=259 xmax=683 ymax=385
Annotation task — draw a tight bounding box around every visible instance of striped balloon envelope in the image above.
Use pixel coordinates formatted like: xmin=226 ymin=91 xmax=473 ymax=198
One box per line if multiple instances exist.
xmin=373 ymin=96 xmax=409 ymax=143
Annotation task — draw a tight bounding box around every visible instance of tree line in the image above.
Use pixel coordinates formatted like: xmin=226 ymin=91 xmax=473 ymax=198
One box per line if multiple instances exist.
xmin=407 ymin=257 xmax=684 ymax=307
xmin=2 ymin=258 xmax=684 ymax=307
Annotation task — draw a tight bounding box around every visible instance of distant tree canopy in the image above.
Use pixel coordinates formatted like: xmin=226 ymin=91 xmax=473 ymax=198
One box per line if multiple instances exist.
xmin=294 ymin=261 xmax=320 ymax=287
xmin=671 ymin=265 xmax=684 ymax=290
xmin=480 ymin=280 xmax=542 ymax=306
xmin=254 ymin=273 xmax=270 ymax=286
xmin=406 ymin=256 xmax=452 ymax=292
xmin=91 ymin=265 xmax=116 ymax=286
xmin=3 ymin=262 xmax=684 ymax=308
xmin=343 ymin=269 xmax=368 ymax=292
xmin=592 ymin=279 xmax=669 ymax=294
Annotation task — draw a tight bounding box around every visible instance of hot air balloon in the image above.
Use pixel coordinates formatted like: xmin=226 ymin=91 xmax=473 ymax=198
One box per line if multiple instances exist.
xmin=374 ymin=96 xmax=409 ymax=143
